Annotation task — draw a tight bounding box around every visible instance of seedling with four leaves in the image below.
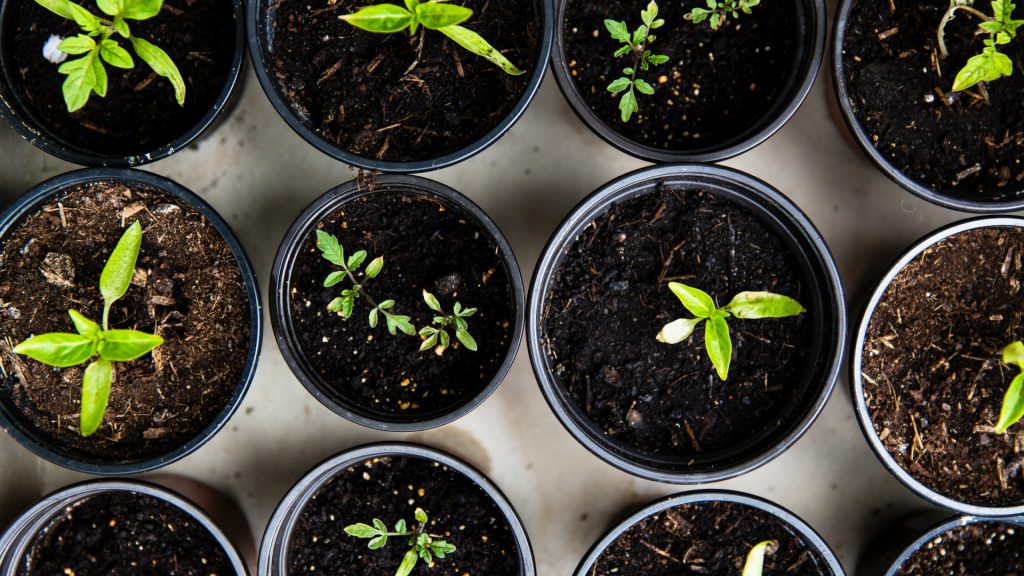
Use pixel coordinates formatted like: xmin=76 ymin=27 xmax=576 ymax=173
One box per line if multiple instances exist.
xmin=685 ymin=0 xmax=762 ymax=30
xmin=338 ymin=0 xmax=523 ymax=75
xmin=12 ymin=221 xmax=164 ymax=437
xmin=605 ymin=1 xmax=669 ymax=122
xmin=995 ymin=341 xmax=1024 ymax=433
xmin=344 ymin=507 xmax=457 ymax=576
xmin=937 ymin=0 xmax=1024 ymax=92
xmin=656 ymin=282 xmax=805 ymax=380
xmin=742 ymin=540 xmax=778 ymax=576
xmin=419 ymin=290 xmax=477 ymax=352
xmin=33 ymin=0 xmax=186 ymax=112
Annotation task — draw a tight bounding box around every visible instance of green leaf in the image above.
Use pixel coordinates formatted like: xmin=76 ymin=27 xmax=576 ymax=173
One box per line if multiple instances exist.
xmin=34 ymin=0 xmax=102 ymax=29
xmin=80 ymin=359 xmax=112 ymax=437
xmin=419 ymin=547 xmax=433 ymax=564
xmin=453 ymin=317 xmax=468 ymax=331
xmin=368 ymin=534 xmax=388 ymax=549
xmin=634 ymin=78 xmax=654 ymax=95
xmin=339 ymin=4 xmax=414 ymax=33
xmin=344 ymin=523 xmax=380 ymax=538
xmin=372 ymin=518 xmax=388 ymax=532
xmin=458 ymin=306 xmax=476 ymax=317
xmin=365 ymin=256 xmax=384 ymax=279
xmin=415 ymin=507 xmax=428 ymax=524
xmin=369 ymin=307 xmax=379 ymax=328
xmin=995 ymin=372 xmax=1024 ymax=433
xmin=13 ymin=333 xmax=95 ymax=367
xmin=385 ymin=314 xmax=415 ymax=336
xmin=656 ymin=318 xmax=702 ymax=344
xmin=57 ymin=34 xmax=96 ymax=55
xmin=100 ymin=221 xmax=143 ymax=308
xmin=119 ymin=0 xmax=163 ymax=20
xmin=68 ymin=310 xmax=100 ymax=339
xmin=614 ymin=44 xmax=631 ymax=57
xmin=724 ymin=291 xmax=805 ymax=319
xmin=607 ymin=77 xmax=632 ymax=93
xmin=439 ymin=25 xmax=524 ymax=76
xmin=1004 ymin=341 xmax=1024 ymax=368
xmin=130 ymin=37 xmax=186 ymax=105
xmin=415 ymin=1 xmax=472 ymax=29
xmin=113 ymin=16 xmax=131 ymax=37
xmin=438 ymin=330 xmax=450 ymax=347
xmin=687 ymin=7 xmax=710 ymax=23
xmin=423 ymin=290 xmax=442 ymax=312
xmin=420 ymin=333 xmax=438 ymax=351
xmin=705 ymin=316 xmax=732 ymax=380
xmin=648 ymin=54 xmax=670 ymax=65
xmin=347 ymin=250 xmax=367 ymax=270
xmin=632 ymin=24 xmax=648 ymax=45
xmin=742 ymin=540 xmax=776 ymax=576
xmin=341 ymin=296 xmax=355 ymax=318
xmin=641 ymin=1 xmax=657 ymax=26
xmin=668 ymin=282 xmax=716 ymax=318
xmin=455 ymin=328 xmax=477 ymax=351
xmin=619 ymin=88 xmax=638 ymax=122
xmin=98 ymin=329 xmax=163 ymax=361
xmin=396 ymin=548 xmax=419 ymax=576
xmin=99 ymin=39 xmax=134 ymax=68
xmin=58 ymin=50 xmax=103 ymax=112
xmin=430 ymin=540 xmax=456 ymax=558
xmin=952 ymin=46 xmax=1013 ymax=92
xmin=324 ymin=270 xmax=346 ymax=287
xmin=95 ymin=0 xmax=121 ymax=16
xmin=328 ymin=297 xmax=346 ymax=313
xmin=316 ymin=230 xmax=345 ymax=266
xmin=395 ymin=519 xmax=407 ymax=533
xmin=604 ymin=19 xmax=630 ymax=41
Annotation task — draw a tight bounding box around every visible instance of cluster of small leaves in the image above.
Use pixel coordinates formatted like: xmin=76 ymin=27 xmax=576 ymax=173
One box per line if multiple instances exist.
xmin=742 ymin=540 xmax=778 ymax=576
xmin=685 ymin=0 xmax=762 ymax=30
xmin=419 ymin=290 xmax=477 ymax=352
xmin=34 ymin=0 xmax=185 ymax=112
xmin=345 ymin=508 xmax=457 ymax=576
xmin=938 ymin=0 xmax=1024 ymax=92
xmin=605 ymin=1 xmax=669 ymax=122
xmin=995 ymin=341 xmax=1024 ymax=433
xmin=656 ymin=282 xmax=805 ymax=380
xmin=13 ymin=221 xmax=164 ymax=437
xmin=339 ymin=0 xmax=523 ymax=75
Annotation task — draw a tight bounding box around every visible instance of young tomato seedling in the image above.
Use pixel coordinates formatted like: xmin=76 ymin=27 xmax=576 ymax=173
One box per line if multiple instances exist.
xmin=686 ymin=0 xmax=762 ymax=30
xmin=656 ymin=282 xmax=805 ymax=380
xmin=345 ymin=507 xmax=457 ymax=576
xmin=12 ymin=221 xmax=164 ymax=437
xmin=339 ymin=0 xmax=523 ymax=75
xmin=742 ymin=540 xmax=778 ymax=576
xmin=605 ymin=1 xmax=669 ymax=122
xmin=937 ymin=0 xmax=1024 ymax=93
xmin=418 ymin=290 xmax=477 ymax=353
xmin=33 ymin=0 xmax=186 ymax=112
xmin=995 ymin=341 xmax=1024 ymax=433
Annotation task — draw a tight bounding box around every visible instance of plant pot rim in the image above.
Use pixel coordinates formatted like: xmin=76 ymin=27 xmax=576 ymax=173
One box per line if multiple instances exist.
xmin=269 ymin=174 xmax=525 ymax=431
xmin=0 ymin=0 xmax=247 ymax=168
xmin=830 ymin=0 xmax=1024 ymax=213
xmin=0 ymin=167 xmax=264 ymax=475
xmin=245 ymin=0 xmax=553 ymax=174
xmin=549 ymin=0 xmax=825 ymax=164
xmin=851 ymin=215 xmax=1024 ymax=517
xmin=875 ymin=514 xmax=1024 ymax=576
xmin=527 ymin=163 xmax=846 ymax=483
xmin=573 ymin=489 xmax=845 ymax=576
xmin=0 ymin=478 xmax=249 ymax=575
xmin=257 ymin=441 xmax=535 ymax=576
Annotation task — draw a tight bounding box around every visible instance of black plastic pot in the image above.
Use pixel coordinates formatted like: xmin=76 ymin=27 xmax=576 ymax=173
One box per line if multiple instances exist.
xmin=0 ymin=0 xmax=246 ymax=167
xmin=574 ymin=490 xmax=845 ymax=576
xmin=270 ymin=175 xmax=524 ymax=431
xmin=0 ymin=478 xmax=250 ymax=575
xmin=528 ymin=164 xmax=846 ymax=483
xmin=258 ymin=442 xmax=535 ymax=576
xmin=550 ymin=0 xmax=825 ymax=163
xmin=0 ymin=168 xmax=263 ymax=474
xmin=246 ymin=0 xmax=553 ymax=174
xmin=851 ymin=216 xmax=1024 ymax=517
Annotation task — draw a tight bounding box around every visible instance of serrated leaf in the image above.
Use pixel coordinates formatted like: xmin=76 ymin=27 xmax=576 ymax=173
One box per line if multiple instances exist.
xmin=724 ymin=291 xmax=805 ymax=319
xmin=365 ymin=256 xmax=384 ymax=279
xmin=604 ymin=19 xmax=630 ymax=41
xmin=668 ymin=282 xmax=716 ymax=318
xmin=648 ymin=53 xmax=669 ymax=65
xmin=316 ymin=230 xmax=345 ymax=266
xmin=705 ymin=316 xmax=732 ymax=380
xmin=416 ymin=1 xmax=472 ymax=29
xmin=98 ymin=329 xmax=163 ymax=361
xmin=632 ymin=24 xmax=648 ymax=45
xmin=614 ymin=44 xmax=631 ymax=57
xmin=130 ymin=36 xmax=186 ymax=105
xmin=339 ymin=3 xmax=414 ymax=33
xmin=13 ymin=333 xmax=95 ymax=367
xmin=80 ymin=358 xmax=112 ymax=437
xmin=456 ymin=329 xmax=477 ymax=351
xmin=438 ymin=25 xmax=524 ymax=75
xmin=58 ymin=49 xmax=102 ymax=112
xmin=619 ymin=88 xmax=638 ymax=122
xmin=100 ymin=221 xmax=142 ymax=307
xmin=656 ymin=318 xmax=702 ymax=344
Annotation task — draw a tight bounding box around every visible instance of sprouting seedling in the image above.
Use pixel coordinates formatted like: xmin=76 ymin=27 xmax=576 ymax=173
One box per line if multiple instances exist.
xmin=344 ymin=507 xmax=457 ymax=576
xmin=12 ymin=221 xmax=164 ymax=437
xmin=937 ymin=0 xmax=1024 ymax=93
xmin=418 ymin=290 xmax=477 ymax=353
xmin=655 ymin=282 xmax=805 ymax=380
xmin=33 ymin=0 xmax=186 ymax=112
xmin=605 ymin=1 xmax=670 ymax=122
xmin=686 ymin=0 xmax=762 ymax=30
xmin=316 ymin=230 xmax=415 ymax=337
xmin=742 ymin=540 xmax=778 ymax=576
xmin=995 ymin=341 xmax=1024 ymax=433
xmin=339 ymin=0 xmax=523 ymax=75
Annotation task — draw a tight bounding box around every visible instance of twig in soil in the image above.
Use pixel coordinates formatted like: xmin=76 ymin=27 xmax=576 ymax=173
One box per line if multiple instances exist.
xmin=640 ymin=540 xmax=681 ymax=562
xmin=402 ymin=29 xmax=427 ymax=76
xmin=683 ymin=419 xmax=701 ymax=452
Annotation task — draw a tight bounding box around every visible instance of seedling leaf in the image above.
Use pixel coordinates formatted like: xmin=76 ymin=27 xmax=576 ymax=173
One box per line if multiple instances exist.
xmin=724 ymin=291 xmax=806 ymax=319
xmin=656 ymin=318 xmax=701 ymax=344
xmin=80 ymin=358 xmax=112 ymax=437
xmin=97 ymin=329 xmax=164 ymax=361
xmin=130 ymin=36 xmax=186 ymax=105
xmin=439 ymin=25 xmax=525 ymax=75
xmin=13 ymin=333 xmax=96 ymax=367
xmin=668 ymin=282 xmax=715 ymax=318
xmin=742 ymin=540 xmax=777 ymax=576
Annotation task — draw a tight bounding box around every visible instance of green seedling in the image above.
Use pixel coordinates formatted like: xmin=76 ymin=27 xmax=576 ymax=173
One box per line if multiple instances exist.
xmin=656 ymin=282 xmax=805 ymax=380
xmin=686 ymin=0 xmax=762 ymax=30
xmin=316 ymin=230 xmax=415 ymax=336
xmin=34 ymin=0 xmax=186 ymax=112
xmin=605 ymin=1 xmax=669 ymax=122
xmin=13 ymin=221 xmax=163 ymax=437
xmin=339 ymin=0 xmax=523 ymax=75
xmin=345 ymin=507 xmax=457 ymax=576
xmin=742 ymin=540 xmax=778 ymax=576
xmin=937 ymin=0 xmax=1024 ymax=92
xmin=418 ymin=290 xmax=477 ymax=353
xmin=995 ymin=341 xmax=1024 ymax=433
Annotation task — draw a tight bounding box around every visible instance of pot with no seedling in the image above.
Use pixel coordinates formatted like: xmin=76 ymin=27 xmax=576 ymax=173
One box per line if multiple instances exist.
xmin=270 ymin=175 xmax=523 ymax=430
xmin=0 ymin=479 xmax=249 ymax=575
xmin=0 ymin=0 xmax=245 ymax=167
xmin=0 ymin=168 xmax=262 ymax=474
xmin=527 ymin=164 xmax=845 ymax=483
xmin=833 ymin=0 xmax=1024 ymax=212
xmin=550 ymin=0 xmax=825 ymax=163
xmin=852 ymin=217 xmax=1024 ymax=517
xmin=247 ymin=0 xmax=552 ymax=173
xmin=259 ymin=442 xmax=535 ymax=576
xmin=574 ymin=490 xmax=844 ymax=576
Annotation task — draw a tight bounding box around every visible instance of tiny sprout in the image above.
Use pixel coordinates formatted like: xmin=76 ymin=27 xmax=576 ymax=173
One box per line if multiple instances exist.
xmin=937 ymin=0 xmax=1023 ymax=93
xmin=995 ymin=341 xmax=1024 ymax=433
xmin=33 ymin=0 xmax=186 ymax=112
xmin=686 ymin=0 xmax=762 ymax=30
xmin=742 ymin=540 xmax=778 ymax=576
xmin=13 ymin=221 xmax=164 ymax=437
xmin=656 ymin=282 xmax=805 ymax=380
xmin=604 ymin=1 xmax=670 ymax=122
xmin=418 ymin=290 xmax=478 ymax=353
xmin=344 ymin=507 xmax=457 ymax=576
xmin=339 ymin=0 xmax=523 ymax=75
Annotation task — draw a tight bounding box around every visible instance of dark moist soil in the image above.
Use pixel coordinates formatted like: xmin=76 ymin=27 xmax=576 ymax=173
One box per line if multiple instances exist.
xmin=593 ymin=501 xmax=830 ymax=575
xmin=289 ymin=190 xmax=514 ymax=420
xmin=2 ymin=0 xmax=235 ymax=157
xmin=268 ymin=0 xmax=541 ymax=163
xmin=287 ymin=455 xmax=519 ymax=576
xmin=894 ymin=521 xmax=1023 ymax=575
xmin=842 ymin=1 xmax=1024 ymax=201
xmin=0 ymin=182 xmax=251 ymax=463
xmin=862 ymin=227 xmax=1024 ymax=507
xmin=21 ymin=490 xmax=235 ymax=575
xmin=542 ymin=185 xmax=814 ymax=459
xmin=564 ymin=0 xmax=801 ymax=151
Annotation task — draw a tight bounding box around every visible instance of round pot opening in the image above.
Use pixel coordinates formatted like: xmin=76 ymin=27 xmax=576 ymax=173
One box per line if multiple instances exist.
xmin=872 ymin=515 xmax=1024 ymax=576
